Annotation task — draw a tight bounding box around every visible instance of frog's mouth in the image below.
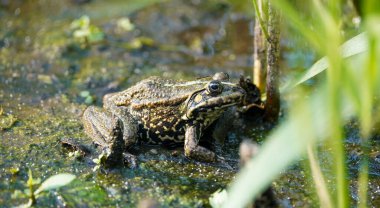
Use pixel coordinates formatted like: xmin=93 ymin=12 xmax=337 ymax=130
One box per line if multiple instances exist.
xmin=182 ymin=90 xmax=245 ymax=120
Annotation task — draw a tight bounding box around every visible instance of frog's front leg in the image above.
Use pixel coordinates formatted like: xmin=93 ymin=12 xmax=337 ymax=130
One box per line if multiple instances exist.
xmin=184 ymin=124 xmax=216 ymax=162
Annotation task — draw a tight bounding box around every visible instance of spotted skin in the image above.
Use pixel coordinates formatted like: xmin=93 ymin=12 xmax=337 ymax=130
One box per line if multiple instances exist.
xmin=82 ymin=74 xmax=247 ymax=166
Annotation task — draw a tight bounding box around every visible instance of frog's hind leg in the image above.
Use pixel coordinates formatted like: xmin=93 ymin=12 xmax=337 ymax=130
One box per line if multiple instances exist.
xmin=83 ymin=106 xmax=125 ymax=166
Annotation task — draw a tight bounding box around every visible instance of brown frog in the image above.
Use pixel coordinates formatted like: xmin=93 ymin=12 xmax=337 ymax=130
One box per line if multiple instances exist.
xmin=82 ymin=73 xmax=248 ymax=166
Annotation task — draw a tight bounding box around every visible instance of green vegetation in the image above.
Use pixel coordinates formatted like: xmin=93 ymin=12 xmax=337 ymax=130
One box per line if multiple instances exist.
xmin=79 ymin=90 xmax=95 ymax=104
xmin=218 ymin=0 xmax=380 ymax=207
xmin=1 ymin=0 xmax=379 ymax=207
xmin=70 ymin=15 xmax=105 ymax=46
xmin=12 ymin=170 xmax=75 ymax=207
xmin=0 ymin=107 xmax=18 ymax=131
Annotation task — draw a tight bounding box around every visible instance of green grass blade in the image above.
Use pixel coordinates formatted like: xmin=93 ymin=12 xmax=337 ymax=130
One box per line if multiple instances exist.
xmin=252 ymin=0 xmax=269 ymax=40
xmin=270 ymin=0 xmax=321 ymax=50
xmin=222 ymin=90 xmax=330 ymax=208
xmin=222 ymin=121 xmax=308 ymax=208
xmin=287 ymin=32 xmax=368 ymax=89
xmin=35 ymin=173 xmax=76 ymax=195
xmin=306 ymin=145 xmax=333 ymax=208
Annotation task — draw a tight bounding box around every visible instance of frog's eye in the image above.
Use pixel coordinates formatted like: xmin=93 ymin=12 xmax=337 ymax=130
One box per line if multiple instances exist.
xmin=207 ymin=80 xmax=223 ymax=95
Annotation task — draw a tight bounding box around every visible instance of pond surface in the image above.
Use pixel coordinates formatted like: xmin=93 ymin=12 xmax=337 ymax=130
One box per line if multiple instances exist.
xmin=0 ymin=0 xmax=379 ymax=207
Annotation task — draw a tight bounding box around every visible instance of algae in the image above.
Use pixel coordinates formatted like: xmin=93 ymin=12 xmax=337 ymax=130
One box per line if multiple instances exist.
xmin=1 ymin=0 xmax=379 ymax=207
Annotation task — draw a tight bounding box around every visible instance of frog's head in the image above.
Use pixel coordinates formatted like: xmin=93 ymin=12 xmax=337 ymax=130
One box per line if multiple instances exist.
xmin=182 ymin=78 xmax=246 ymax=124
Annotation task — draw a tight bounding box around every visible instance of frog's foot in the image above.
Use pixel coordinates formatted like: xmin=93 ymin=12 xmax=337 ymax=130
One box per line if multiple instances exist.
xmin=83 ymin=106 xmax=125 ymax=167
xmin=185 ymin=125 xmax=216 ymax=162
xmin=123 ymin=152 xmax=138 ymax=169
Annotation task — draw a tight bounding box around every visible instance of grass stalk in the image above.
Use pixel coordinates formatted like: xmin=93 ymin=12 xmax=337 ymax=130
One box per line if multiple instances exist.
xmin=357 ymin=21 xmax=378 ymax=208
xmin=252 ymin=0 xmax=269 ymax=40
xmin=306 ymin=145 xmax=333 ymax=208
xmin=358 ymin=154 xmax=369 ymax=208
xmin=27 ymin=169 xmax=36 ymax=206
xmin=312 ymin=0 xmax=348 ymax=206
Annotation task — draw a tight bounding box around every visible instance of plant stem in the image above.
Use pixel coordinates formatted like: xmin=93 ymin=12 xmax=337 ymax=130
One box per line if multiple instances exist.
xmin=27 ymin=169 xmax=36 ymax=206
xmin=307 ymin=145 xmax=333 ymax=208
xmin=253 ymin=0 xmax=267 ymax=92
xmin=264 ymin=1 xmax=280 ymax=122
xmin=358 ymin=155 xmax=369 ymax=208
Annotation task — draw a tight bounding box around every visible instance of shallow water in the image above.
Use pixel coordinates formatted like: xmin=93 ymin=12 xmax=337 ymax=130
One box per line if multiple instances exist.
xmin=0 ymin=0 xmax=379 ymax=207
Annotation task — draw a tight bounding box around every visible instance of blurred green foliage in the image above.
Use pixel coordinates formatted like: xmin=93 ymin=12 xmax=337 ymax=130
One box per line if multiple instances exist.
xmin=12 ymin=170 xmax=76 ymax=207
xmin=70 ymin=15 xmax=105 ymax=45
xmin=218 ymin=0 xmax=380 ymax=207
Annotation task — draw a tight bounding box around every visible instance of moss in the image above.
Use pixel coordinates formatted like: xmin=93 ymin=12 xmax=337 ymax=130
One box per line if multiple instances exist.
xmin=0 ymin=95 xmax=239 ymax=207
xmin=0 ymin=108 xmax=18 ymax=131
xmin=2 ymin=0 xmax=378 ymax=207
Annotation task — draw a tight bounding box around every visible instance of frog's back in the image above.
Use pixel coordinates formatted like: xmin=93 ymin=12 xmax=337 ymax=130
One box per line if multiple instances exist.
xmin=108 ymin=76 xmax=206 ymax=110
xmin=101 ymin=76 xmax=214 ymax=144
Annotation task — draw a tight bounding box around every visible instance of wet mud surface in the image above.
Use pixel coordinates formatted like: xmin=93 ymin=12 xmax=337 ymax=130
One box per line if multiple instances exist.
xmin=0 ymin=0 xmax=379 ymax=207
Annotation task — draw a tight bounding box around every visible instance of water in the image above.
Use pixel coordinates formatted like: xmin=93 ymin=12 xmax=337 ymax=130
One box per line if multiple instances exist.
xmin=0 ymin=0 xmax=379 ymax=207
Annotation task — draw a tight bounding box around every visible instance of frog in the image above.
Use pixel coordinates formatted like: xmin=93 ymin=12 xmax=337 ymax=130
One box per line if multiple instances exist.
xmin=82 ymin=72 xmax=248 ymax=167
